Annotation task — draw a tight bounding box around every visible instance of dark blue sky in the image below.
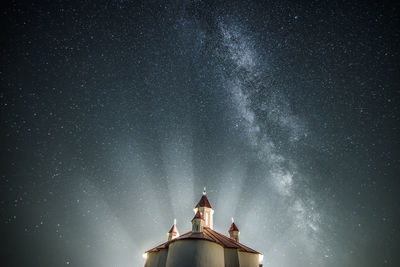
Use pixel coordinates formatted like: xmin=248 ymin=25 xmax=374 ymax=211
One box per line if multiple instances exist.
xmin=1 ymin=1 xmax=399 ymax=266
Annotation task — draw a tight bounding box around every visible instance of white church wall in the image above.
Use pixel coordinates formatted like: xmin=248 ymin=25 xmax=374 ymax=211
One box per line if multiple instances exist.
xmin=223 ymin=248 xmax=240 ymax=267
xmin=144 ymin=249 xmax=168 ymax=267
xmin=238 ymin=251 xmax=260 ymax=267
xmin=157 ymin=249 xmax=168 ymax=267
xmin=144 ymin=251 xmax=159 ymax=267
xmin=166 ymin=239 xmax=225 ymax=267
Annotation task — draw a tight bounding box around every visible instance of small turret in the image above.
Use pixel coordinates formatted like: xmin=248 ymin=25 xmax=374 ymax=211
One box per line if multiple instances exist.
xmin=168 ymin=219 xmax=179 ymax=241
xmin=191 ymin=210 xmax=204 ymax=233
xmin=229 ymin=218 xmax=240 ymax=242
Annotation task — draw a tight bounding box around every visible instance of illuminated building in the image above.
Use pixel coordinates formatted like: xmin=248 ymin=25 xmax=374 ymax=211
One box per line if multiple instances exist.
xmin=143 ymin=190 xmax=263 ymax=267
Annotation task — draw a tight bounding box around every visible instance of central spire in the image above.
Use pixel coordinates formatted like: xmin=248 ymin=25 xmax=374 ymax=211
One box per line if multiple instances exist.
xmin=194 ymin=189 xmax=214 ymax=229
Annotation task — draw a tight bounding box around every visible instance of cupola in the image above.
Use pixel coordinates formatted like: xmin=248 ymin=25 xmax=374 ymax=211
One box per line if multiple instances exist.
xmin=191 ymin=210 xmax=204 ymax=233
xmin=167 ymin=219 xmax=179 ymax=241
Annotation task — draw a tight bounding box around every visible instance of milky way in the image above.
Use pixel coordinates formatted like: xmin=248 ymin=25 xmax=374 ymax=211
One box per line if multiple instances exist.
xmin=1 ymin=1 xmax=399 ymax=267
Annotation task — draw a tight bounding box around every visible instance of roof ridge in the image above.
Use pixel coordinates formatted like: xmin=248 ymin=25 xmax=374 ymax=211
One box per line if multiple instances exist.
xmin=205 ymin=228 xmax=237 ymax=247
xmin=206 ymin=228 xmax=260 ymax=254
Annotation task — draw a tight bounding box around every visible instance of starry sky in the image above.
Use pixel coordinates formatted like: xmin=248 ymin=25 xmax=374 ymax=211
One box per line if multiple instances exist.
xmin=1 ymin=1 xmax=399 ymax=266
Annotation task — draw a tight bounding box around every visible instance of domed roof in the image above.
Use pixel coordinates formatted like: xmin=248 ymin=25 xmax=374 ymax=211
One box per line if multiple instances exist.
xmin=146 ymin=227 xmax=259 ymax=254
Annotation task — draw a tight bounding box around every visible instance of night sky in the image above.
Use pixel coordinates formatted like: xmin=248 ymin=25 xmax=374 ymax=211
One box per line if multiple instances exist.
xmin=1 ymin=1 xmax=399 ymax=266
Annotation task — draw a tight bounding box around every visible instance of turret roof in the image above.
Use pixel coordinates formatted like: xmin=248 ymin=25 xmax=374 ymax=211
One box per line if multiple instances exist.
xmin=195 ymin=194 xmax=212 ymax=208
xmin=192 ymin=210 xmax=203 ymax=221
xmin=228 ymin=222 xmax=239 ymax=232
xmin=168 ymin=224 xmax=178 ymax=234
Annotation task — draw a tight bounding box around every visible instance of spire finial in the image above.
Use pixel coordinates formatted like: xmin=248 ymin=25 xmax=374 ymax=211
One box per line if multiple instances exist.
xmin=174 ymin=218 xmax=176 ymax=225
xmin=232 ymin=217 xmax=234 ymax=223
xmin=203 ymin=187 xmax=206 ymax=195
